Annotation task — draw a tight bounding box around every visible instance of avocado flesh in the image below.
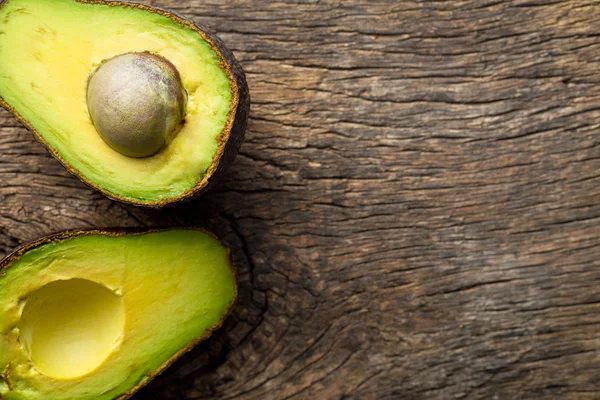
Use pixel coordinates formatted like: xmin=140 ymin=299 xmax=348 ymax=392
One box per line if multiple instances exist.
xmin=0 ymin=0 xmax=234 ymax=204
xmin=0 ymin=229 xmax=237 ymax=400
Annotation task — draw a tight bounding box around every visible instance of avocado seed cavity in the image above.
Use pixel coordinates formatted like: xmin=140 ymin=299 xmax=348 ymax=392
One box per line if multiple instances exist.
xmin=18 ymin=279 xmax=125 ymax=380
xmin=87 ymin=53 xmax=186 ymax=158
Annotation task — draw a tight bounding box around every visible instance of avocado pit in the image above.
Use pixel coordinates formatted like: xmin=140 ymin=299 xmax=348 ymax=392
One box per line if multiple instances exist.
xmin=86 ymin=52 xmax=186 ymax=158
xmin=18 ymin=279 xmax=125 ymax=380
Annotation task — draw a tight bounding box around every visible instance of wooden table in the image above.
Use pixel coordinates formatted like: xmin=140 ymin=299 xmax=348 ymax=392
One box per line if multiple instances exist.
xmin=2 ymin=0 xmax=600 ymax=398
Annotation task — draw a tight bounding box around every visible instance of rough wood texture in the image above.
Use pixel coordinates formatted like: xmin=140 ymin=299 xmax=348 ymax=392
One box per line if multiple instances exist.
xmin=2 ymin=0 xmax=600 ymax=399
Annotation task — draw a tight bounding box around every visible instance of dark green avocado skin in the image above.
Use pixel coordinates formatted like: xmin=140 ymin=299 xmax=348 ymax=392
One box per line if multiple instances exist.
xmin=187 ymin=15 xmax=250 ymax=204
xmin=0 ymin=0 xmax=250 ymax=208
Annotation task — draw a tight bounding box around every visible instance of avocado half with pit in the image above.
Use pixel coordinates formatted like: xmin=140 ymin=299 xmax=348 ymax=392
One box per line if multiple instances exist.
xmin=0 ymin=0 xmax=249 ymax=206
xmin=0 ymin=228 xmax=237 ymax=400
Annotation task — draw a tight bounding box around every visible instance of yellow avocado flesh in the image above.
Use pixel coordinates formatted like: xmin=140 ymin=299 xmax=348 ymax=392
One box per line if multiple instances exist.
xmin=0 ymin=0 xmax=233 ymax=203
xmin=19 ymin=279 xmax=126 ymax=380
xmin=0 ymin=230 xmax=236 ymax=400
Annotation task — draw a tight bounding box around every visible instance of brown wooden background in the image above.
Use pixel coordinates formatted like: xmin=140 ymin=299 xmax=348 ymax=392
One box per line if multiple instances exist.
xmin=2 ymin=0 xmax=600 ymax=399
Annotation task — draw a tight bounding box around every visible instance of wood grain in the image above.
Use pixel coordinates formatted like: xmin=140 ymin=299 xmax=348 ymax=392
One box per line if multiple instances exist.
xmin=2 ymin=0 xmax=600 ymax=399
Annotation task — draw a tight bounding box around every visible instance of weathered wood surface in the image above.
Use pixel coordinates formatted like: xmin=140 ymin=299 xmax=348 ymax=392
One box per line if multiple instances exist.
xmin=2 ymin=0 xmax=600 ymax=398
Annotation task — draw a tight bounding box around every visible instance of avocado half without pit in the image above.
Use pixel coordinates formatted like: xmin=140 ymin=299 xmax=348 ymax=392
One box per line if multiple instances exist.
xmin=0 ymin=0 xmax=249 ymax=206
xmin=0 ymin=228 xmax=237 ymax=400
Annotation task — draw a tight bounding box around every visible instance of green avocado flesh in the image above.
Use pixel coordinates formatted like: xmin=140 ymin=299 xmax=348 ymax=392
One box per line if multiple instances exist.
xmin=0 ymin=0 xmax=233 ymax=204
xmin=0 ymin=229 xmax=237 ymax=400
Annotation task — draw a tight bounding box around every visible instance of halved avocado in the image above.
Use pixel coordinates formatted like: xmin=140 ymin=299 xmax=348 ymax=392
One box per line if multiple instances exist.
xmin=0 ymin=228 xmax=237 ymax=400
xmin=0 ymin=0 xmax=249 ymax=206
